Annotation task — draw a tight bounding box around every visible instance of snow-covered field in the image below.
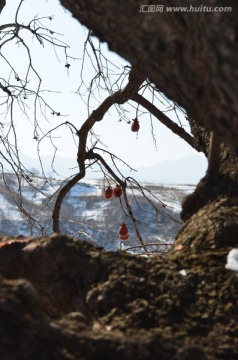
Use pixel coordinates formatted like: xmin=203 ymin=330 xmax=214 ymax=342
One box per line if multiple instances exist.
xmin=0 ymin=174 xmax=195 ymax=253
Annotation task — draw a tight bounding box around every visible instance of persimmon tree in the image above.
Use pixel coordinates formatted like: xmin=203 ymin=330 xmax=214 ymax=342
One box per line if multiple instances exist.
xmin=56 ymin=0 xmax=238 ymax=264
xmin=0 ymin=0 xmax=206 ymax=250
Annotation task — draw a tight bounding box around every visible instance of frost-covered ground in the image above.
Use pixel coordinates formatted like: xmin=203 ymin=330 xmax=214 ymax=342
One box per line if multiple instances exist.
xmin=0 ymin=174 xmax=195 ymax=253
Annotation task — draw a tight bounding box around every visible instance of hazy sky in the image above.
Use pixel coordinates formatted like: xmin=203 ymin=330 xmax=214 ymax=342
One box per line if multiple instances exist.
xmin=0 ymin=0 xmax=205 ymax=172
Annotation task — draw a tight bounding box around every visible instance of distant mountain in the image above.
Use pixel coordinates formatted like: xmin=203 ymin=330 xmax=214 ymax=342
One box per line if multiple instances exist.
xmin=13 ymin=153 xmax=207 ymax=184
xmin=129 ymin=155 xmax=208 ymax=184
xmin=19 ymin=153 xmax=78 ymax=177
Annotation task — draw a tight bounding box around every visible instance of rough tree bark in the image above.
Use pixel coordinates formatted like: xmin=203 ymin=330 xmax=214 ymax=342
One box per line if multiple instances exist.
xmin=60 ymin=0 xmax=238 ymax=154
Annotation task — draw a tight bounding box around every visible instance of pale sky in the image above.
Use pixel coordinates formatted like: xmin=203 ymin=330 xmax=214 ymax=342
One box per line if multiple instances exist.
xmin=0 ymin=0 xmax=205 ymax=173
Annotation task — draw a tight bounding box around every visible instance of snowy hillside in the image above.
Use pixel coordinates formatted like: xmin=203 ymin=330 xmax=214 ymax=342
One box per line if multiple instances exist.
xmin=0 ymin=174 xmax=195 ymax=254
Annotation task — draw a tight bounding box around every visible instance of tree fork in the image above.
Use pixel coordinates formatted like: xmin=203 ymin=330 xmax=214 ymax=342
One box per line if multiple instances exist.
xmin=53 ymin=68 xmax=145 ymax=234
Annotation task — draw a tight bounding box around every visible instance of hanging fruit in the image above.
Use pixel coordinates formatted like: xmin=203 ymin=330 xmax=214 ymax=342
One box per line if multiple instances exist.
xmin=118 ymin=222 xmax=129 ymax=240
xmin=118 ymin=222 xmax=129 ymax=237
xmin=131 ymin=117 xmax=140 ymax=132
xmin=104 ymin=186 xmax=113 ymax=199
xmin=120 ymin=234 xmax=129 ymax=241
xmin=113 ymin=184 xmax=122 ymax=198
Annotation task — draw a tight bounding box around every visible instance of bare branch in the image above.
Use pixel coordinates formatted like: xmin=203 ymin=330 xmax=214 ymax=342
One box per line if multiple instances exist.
xmin=77 ymin=68 xmax=145 ymax=169
xmin=52 ymin=172 xmax=84 ymax=233
xmin=130 ymin=93 xmax=202 ymax=153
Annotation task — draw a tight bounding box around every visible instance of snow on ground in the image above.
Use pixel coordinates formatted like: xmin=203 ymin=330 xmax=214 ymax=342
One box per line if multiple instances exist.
xmin=160 ymin=184 xmax=196 ymax=194
xmin=226 ymin=249 xmax=238 ymax=271
xmin=80 ymin=200 xmax=111 ymax=221
xmin=21 ymin=187 xmax=46 ymax=205
xmin=0 ymin=175 xmax=195 ymax=250
xmin=163 ymin=201 xmax=181 ymax=212
xmin=69 ymin=183 xmax=101 ymax=197
xmin=0 ymin=193 xmax=23 ymax=221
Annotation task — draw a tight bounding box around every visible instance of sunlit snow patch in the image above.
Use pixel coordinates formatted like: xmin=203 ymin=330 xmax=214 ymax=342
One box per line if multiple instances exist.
xmin=179 ymin=269 xmax=187 ymax=276
xmin=225 ymin=249 xmax=238 ymax=271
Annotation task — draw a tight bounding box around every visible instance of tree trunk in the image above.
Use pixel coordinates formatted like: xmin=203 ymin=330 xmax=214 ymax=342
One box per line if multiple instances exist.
xmin=169 ymin=139 xmax=238 ymax=267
